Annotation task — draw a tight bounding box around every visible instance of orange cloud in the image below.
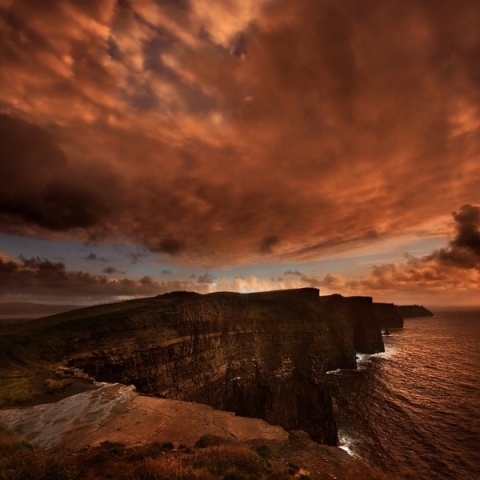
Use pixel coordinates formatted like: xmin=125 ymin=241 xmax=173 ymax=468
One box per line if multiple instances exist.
xmin=0 ymin=0 xmax=479 ymax=270
xmin=333 ymin=205 xmax=480 ymax=304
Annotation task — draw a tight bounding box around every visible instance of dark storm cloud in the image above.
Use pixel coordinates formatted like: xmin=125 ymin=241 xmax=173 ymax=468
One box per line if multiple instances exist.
xmin=102 ymin=266 xmax=125 ymax=275
xmin=197 ymin=273 xmax=215 ymax=284
xmin=152 ymin=237 xmax=186 ymax=255
xmin=85 ymin=253 xmax=109 ymax=263
xmin=0 ymin=114 xmax=113 ymax=234
xmin=284 ymin=270 xmax=303 ymax=276
xmin=0 ymin=0 xmax=479 ymax=269
xmin=450 ymin=205 xmax=480 ymax=256
xmin=230 ymin=32 xmax=247 ymax=57
xmin=260 ymin=235 xmax=279 ymax=254
xmin=332 ymin=206 xmax=480 ymax=301
xmin=429 ymin=204 xmax=480 ymax=268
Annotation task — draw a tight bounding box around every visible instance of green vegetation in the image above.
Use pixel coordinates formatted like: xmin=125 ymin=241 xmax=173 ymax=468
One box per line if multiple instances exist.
xmin=44 ymin=378 xmax=73 ymax=394
xmin=0 ymin=374 xmax=33 ymax=406
xmin=0 ymin=296 xmax=176 ymax=408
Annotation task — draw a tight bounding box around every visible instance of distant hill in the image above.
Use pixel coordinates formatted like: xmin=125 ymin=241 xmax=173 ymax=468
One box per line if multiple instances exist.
xmin=396 ymin=305 xmax=434 ymax=318
xmin=0 ymin=303 xmax=82 ymax=322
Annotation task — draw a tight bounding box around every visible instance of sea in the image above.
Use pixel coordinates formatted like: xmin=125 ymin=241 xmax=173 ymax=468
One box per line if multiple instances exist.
xmin=328 ymin=309 xmax=480 ymax=480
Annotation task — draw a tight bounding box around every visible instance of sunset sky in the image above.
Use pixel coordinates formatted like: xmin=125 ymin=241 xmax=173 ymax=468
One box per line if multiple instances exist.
xmin=1 ymin=0 xmax=479 ymax=307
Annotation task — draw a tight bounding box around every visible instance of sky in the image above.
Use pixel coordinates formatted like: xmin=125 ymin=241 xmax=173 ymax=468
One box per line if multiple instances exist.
xmin=0 ymin=0 xmax=479 ymax=307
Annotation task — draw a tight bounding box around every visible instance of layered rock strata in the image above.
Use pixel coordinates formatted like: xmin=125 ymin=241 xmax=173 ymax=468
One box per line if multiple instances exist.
xmin=2 ymin=288 xmax=384 ymax=446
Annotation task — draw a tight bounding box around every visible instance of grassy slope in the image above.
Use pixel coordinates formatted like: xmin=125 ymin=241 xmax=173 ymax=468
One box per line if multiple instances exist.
xmin=0 ymin=425 xmax=394 ymax=480
xmin=0 ymin=297 xmax=161 ymax=407
xmin=0 ymin=292 xmax=251 ymax=407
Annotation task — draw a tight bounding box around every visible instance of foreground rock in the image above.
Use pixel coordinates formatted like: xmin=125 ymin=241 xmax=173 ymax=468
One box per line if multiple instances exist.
xmin=0 ymin=384 xmax=395 ymax=479
xmin=0 ymin=383 xmax=288 ymax=450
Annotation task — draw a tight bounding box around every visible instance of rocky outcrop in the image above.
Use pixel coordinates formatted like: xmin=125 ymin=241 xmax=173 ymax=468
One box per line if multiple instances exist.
xmin=373 ymin=302 xmax=404 ymax=329
xmin=396 ymin=305 xmax=433 ymax=318
xmin=1 ymin=288 xmax=384 ymax=446
xmin=0 ymin=386 xmax=395 ymax=480
xmin=0 ymin=383 xmax=288 ymax=450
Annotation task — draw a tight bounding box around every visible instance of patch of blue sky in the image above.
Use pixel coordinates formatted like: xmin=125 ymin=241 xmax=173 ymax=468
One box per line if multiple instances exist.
xmin=0 ymin=233 xmax=79 ymax=263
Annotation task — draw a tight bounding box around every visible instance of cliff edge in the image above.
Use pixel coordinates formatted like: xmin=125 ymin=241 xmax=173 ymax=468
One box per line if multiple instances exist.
xmin=0 ymin=288 xmax=384 ymax=447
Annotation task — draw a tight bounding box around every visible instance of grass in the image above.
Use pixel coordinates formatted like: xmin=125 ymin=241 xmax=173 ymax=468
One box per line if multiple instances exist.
xmin=189 ymin=445 xmax=263 ymax=476
xmin=0 ymin=363 xmax=96 ymax=408
xmin=0 ymin=428 xmax=307 ymax=480
xmin=0 ymin=375 xmax=33 ymax=407
xmin=0 ymin=423 xmax=397 ymax=480
xmin=0 ymin=296 xmax=175 ymax=408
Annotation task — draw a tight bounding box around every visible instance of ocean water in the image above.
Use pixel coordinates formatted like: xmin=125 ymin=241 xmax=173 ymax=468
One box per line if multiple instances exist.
xmin=328 ymin=309 xmax=480 ymax=480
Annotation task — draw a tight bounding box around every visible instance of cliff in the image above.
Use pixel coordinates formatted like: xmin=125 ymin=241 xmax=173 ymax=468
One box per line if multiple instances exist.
xmin=396 ymin=305 xmax=434 ymax=318
xmin=373 ymin=302 xmax=404 ymax=329
xmin=0 ymin=288 xmax=384 ymax=447
xmin=347 ymin=296 xmax=384 ymax=354
xmin=321 ymin=295 xmax=384 ymax=356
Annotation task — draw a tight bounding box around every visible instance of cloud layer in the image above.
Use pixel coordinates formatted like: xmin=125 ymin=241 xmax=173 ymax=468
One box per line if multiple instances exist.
xmin=0 ymin=0 xmax=479 ymax=276
xmin=1 ymin=205 xmax=479 ymax=304
xmin=0 ymin=254 xmax=199 ymax=298
xmin=318 ymin=205 xmax=480 ymax=303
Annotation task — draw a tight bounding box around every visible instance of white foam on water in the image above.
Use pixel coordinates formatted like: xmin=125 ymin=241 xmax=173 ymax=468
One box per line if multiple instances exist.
xmin=338 ymin=432 xmax=360 ymax=458
xmin=357 ymin=345 xmax=397 ymax=365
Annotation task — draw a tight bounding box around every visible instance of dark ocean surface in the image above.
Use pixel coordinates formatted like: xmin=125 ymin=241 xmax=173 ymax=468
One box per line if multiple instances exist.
xmin=328 ymin=309 xmax=480 ymax=480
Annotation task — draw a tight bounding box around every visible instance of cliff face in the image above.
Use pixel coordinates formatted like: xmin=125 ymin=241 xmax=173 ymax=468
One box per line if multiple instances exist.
xmin=320 ymin=295 xmax=385 ymax=357
xmin=66 ymin=289 xmax=338 ymax=445
xmin=348 ymin=297 xmax=385 ymax=354
xmin=372 ymin=302 xmax=404 ymax=329
xmin=396 ymin=305 xmax=433 ymax=318
xmin=1 ymin=288 xmax=384 ymax=446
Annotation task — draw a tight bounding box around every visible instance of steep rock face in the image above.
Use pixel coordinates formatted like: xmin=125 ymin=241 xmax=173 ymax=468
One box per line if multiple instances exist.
xmin=396 ymin=305 xmax=433 ymax=318
xmin=2 ymin=288 xmax=384 ymax=446
xmin=67 ymin=289 xmax=340 ymax=445
xmin=373 ymin=302 xmax=404 ymax=329
xmin=320 ymin=295 xmax=384 ymax=356
xmin=348 ymin=297 xmax=385 ymax=354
